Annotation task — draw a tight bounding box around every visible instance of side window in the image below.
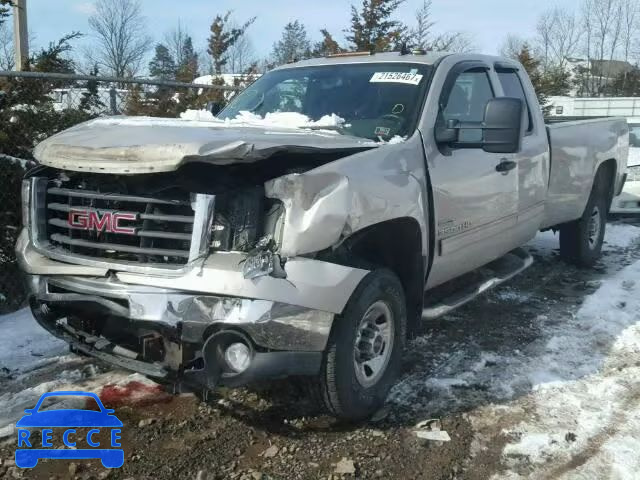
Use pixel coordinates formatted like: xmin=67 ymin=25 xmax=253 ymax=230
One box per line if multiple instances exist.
xmin=497 ymin=70 xmax=532 ymax=132
xmin=442 ymin=70 xmax=494 ymax=143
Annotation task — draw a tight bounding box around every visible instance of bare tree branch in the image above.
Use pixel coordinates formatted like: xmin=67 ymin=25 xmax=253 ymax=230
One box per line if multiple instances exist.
xmin=0 ymin=20 xmax=14 ymax=70
xmin=227 ymin=28 xmax=255 ymax=74
xmin=620 ymin=0 xmax=639 ymax=63
xmin=85 ymin=0 xmax=151 ymax=77
xmin=409 ymin=0 xmax=474 ymax=52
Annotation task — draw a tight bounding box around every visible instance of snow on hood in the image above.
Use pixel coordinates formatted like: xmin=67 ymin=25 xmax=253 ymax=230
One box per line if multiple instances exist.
xmin=180 ymin=109 xmax=347 ymax=130
xmin=33 ymin=112 xmax=377 ymax=174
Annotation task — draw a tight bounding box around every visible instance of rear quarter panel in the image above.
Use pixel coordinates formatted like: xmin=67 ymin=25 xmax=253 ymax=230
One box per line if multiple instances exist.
xmin=542 ymin=117 xmax=628 ymax=229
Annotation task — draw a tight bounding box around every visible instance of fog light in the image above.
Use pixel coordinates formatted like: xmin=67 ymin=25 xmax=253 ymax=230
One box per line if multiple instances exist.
xmin=224 ymin=342 xmax=251 ymax=373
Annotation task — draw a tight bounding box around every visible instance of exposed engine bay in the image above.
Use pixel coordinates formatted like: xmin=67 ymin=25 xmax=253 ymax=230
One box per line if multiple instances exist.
xmin=30 ymin=147 xmax=362 ymax=267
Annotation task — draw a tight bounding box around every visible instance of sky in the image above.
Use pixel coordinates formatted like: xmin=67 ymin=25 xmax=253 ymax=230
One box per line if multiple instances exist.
xmin=23 ymin=0 xmax=584 ymax=66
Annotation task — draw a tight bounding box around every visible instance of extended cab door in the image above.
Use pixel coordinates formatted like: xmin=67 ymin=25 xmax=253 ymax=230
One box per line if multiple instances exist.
xmin=494 ymin=64 xmax=550 ymax=246
xmin=421 ymin=60 xmax=520 ymax=289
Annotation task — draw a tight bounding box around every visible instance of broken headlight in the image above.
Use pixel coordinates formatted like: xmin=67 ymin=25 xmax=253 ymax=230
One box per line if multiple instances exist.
xmin=210 ymin=188 xmax=264 ymax=252
xmin=242 ymin=250 xmax=275 ymax=280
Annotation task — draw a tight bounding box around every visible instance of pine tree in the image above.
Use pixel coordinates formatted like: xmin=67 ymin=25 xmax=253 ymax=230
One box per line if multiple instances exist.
xmin=346 ymin=0 xmax=407 ymax=52
xmin=411 ymin=0 xmax=435 ymax=50
xmin=0 ymin=0 xmax=10 ymax=26
xmin=272 ymin=21 xmax=311 ymax=65
xmin=604 ymin=69 xmax=640 ymax=97
xmin=149 ymin=44 xmax=177 ymax=80
xmin=79 ymin=65 xmax=106 ymax=113
xmin=124 ymin=84 xmax=149 ymax=116
xmin=176 ymin=36 xmax=199 ymax=82
xmin=312 ymin=29 xmax=345 ymax=57
xmin=208 ymin=12 xmax=256 ymax=74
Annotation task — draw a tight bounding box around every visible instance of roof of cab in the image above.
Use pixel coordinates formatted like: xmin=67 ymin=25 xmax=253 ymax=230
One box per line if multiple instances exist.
xmin=272 ymin=51 xmax=452 ymax=70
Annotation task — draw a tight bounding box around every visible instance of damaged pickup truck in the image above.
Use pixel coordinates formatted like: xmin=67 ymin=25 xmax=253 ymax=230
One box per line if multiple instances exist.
xmin=17 ymin=52 xmax=628 ymax=420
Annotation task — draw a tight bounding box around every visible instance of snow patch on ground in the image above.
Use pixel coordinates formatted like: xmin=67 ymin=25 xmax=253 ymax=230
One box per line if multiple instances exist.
xmin=489 ymin=260 xmax=640 ymax=479
xmin=527 ymin=223 xmax=640 ymax=257
xmin=0 ymin=309 xmax=160 ymax=438
xmin=390 ymin=224 xmax=640 ymax=479
xmin=0 ymin=309 xmax=67 ymax=374
xmin=0 ymin=369 xmax=153 ymax=438
xmin=604 ymin=223 xmax=640 ymax=248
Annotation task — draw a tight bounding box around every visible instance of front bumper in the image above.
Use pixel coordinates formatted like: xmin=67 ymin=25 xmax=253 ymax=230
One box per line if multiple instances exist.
xmin=27 ymin=274 xmax=335 ymax=352
xmin=27 ymin=274 xmax=329 ymax=389
xmin=17 ymin=231 xmax=371 ymax=389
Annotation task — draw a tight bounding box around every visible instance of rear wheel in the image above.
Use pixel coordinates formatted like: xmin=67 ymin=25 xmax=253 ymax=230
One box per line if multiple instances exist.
xmin=318 ymin=269 xmax=406 ymax=421
xmin=560 ymin=176 xmax=608 ymax=267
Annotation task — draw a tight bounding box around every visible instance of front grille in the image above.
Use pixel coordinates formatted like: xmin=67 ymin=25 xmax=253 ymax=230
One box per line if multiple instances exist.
xmin=37 ymin=180 xmax=211 ymax=267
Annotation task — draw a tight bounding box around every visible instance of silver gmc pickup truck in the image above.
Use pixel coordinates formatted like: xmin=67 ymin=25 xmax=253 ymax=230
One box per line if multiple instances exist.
xmin=17 ymin=52 xmax=628 ymax=420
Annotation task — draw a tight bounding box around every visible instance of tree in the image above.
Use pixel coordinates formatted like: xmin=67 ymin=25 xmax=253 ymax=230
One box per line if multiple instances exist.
xmin=164 ymin=22 xmax=200 ymax=81
xmin=604 ymin=67 xmax=640 ymax=96
xmin=86 ymin=0 xmax=151 ymax=77
xmin=176 ymin=36 xmax=199 ymax=81
xmin=500 ymin=34 xmax=529 ymax=60
xmin=408 ymin=1 xmax=474 ymax=52
xmin=149 ymin=44 xmax=177 ymax=80
xmin=536 ymin=7 xmax=582 ymax=71
xmin=79 ymin=65 xmax=106 ymax=113
xmin=207 ymin=11 xmax=256 ymax=74
xmin=313 ymin=29 xmax=345 ymax=57
xmin=620 ymin=0 xmax=639 ymax=63
xmin=411 ymin=0 xmax=435 ymax=50
xmin=0 ymin=0 xmax=11 ymax=26
xmin=227 ymin=25 xmax=254 ymax=74
xmin=33 ymin=32 xmax=83 ymax=74
xmin=0 ymin=33 xmax=93 ymax=160
xmin=346 ymin=0 xmax=406 ymax=52
xmin=514 ymin=44 xmax=570 ymax=113
xmin=165 ymin=20 xmax=188 ymax=68
xmin=0 ymin=20 xmax=13 ymax=70
xmin=272 ymin=21 xmax=311 ymax=66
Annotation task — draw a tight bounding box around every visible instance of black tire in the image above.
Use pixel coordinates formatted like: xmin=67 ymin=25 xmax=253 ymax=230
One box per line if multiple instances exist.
xmin=559 ymin=176 xmax=608 ymax=267
xmin=318 ymin=269 xmax=406 ymax=421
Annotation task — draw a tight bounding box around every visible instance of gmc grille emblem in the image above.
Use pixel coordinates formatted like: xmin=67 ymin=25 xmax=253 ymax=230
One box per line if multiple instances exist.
xmin=68 ymin=209 xmax=138 ymax=235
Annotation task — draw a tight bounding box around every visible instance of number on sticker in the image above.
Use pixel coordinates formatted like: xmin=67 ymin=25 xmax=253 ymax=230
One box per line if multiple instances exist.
xmin=370 ymin=72 xmax=423 ymax=85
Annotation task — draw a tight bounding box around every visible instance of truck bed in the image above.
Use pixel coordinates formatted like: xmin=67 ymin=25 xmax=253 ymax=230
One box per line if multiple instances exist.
xmin=541 ymin=117 xmax=628 ymax=229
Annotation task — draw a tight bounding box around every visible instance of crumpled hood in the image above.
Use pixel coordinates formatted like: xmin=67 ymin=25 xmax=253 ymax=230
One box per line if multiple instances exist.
xmin=33 ymin=116 xmax=378 ymax=174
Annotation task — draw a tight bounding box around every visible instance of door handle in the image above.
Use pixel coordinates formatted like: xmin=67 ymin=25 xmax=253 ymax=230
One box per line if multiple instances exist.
xmin=495 ymin=159 xmax=516 ymax=173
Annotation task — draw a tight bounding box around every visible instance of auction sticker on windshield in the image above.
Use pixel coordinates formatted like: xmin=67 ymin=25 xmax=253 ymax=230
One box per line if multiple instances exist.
xmin=370 ymin=72 xmax=423 ymax=85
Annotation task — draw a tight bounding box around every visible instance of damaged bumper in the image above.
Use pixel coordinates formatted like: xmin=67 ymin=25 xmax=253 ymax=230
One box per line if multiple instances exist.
xmin=19 ymin=233 xmax=369 ymax=389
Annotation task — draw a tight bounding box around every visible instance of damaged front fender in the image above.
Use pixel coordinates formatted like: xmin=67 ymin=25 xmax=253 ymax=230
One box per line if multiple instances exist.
xmin=265 ymin=134 xmax=430 ymax=259
xmin=266 ymin=173 xmax=350 ymax=257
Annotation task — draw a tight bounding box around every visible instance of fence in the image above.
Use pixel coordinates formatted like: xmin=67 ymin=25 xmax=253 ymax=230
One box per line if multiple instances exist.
xmin=0 ymin=71 xmax=245 ymax=314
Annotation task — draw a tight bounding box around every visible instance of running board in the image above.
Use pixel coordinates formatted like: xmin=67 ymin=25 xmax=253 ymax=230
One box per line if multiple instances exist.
xmin=422 ymin=248 xmax=533 ymax=320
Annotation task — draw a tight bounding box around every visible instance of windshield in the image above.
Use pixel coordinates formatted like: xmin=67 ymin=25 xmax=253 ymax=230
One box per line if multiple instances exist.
xmin=219 ymin=63 xmax=432 ymax=141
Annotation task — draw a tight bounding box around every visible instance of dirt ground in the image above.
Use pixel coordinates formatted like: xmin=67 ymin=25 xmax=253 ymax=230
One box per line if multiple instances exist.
xmin=1 ymin=219 xmax=640 ymax=480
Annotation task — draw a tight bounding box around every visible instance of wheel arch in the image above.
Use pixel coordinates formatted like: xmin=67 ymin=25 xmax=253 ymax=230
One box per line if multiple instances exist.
xmin=595 ymin=158 xmax=617 ymax=212
xmin=333 ymin=217 xmax=426 ymax=337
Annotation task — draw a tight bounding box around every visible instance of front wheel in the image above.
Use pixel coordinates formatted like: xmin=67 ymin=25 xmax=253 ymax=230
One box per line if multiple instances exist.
xmin=560 ymin=179 xmax=608 ymax=267
xmin=318 ymin=269 xmax=406 ymax=421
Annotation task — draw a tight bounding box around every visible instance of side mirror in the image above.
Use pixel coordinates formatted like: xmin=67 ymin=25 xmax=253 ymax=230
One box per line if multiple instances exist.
xmin=435 ymin=119 xmax=460 ymax=143
xmin=482 ymin=97 xmax=524 ymax=154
